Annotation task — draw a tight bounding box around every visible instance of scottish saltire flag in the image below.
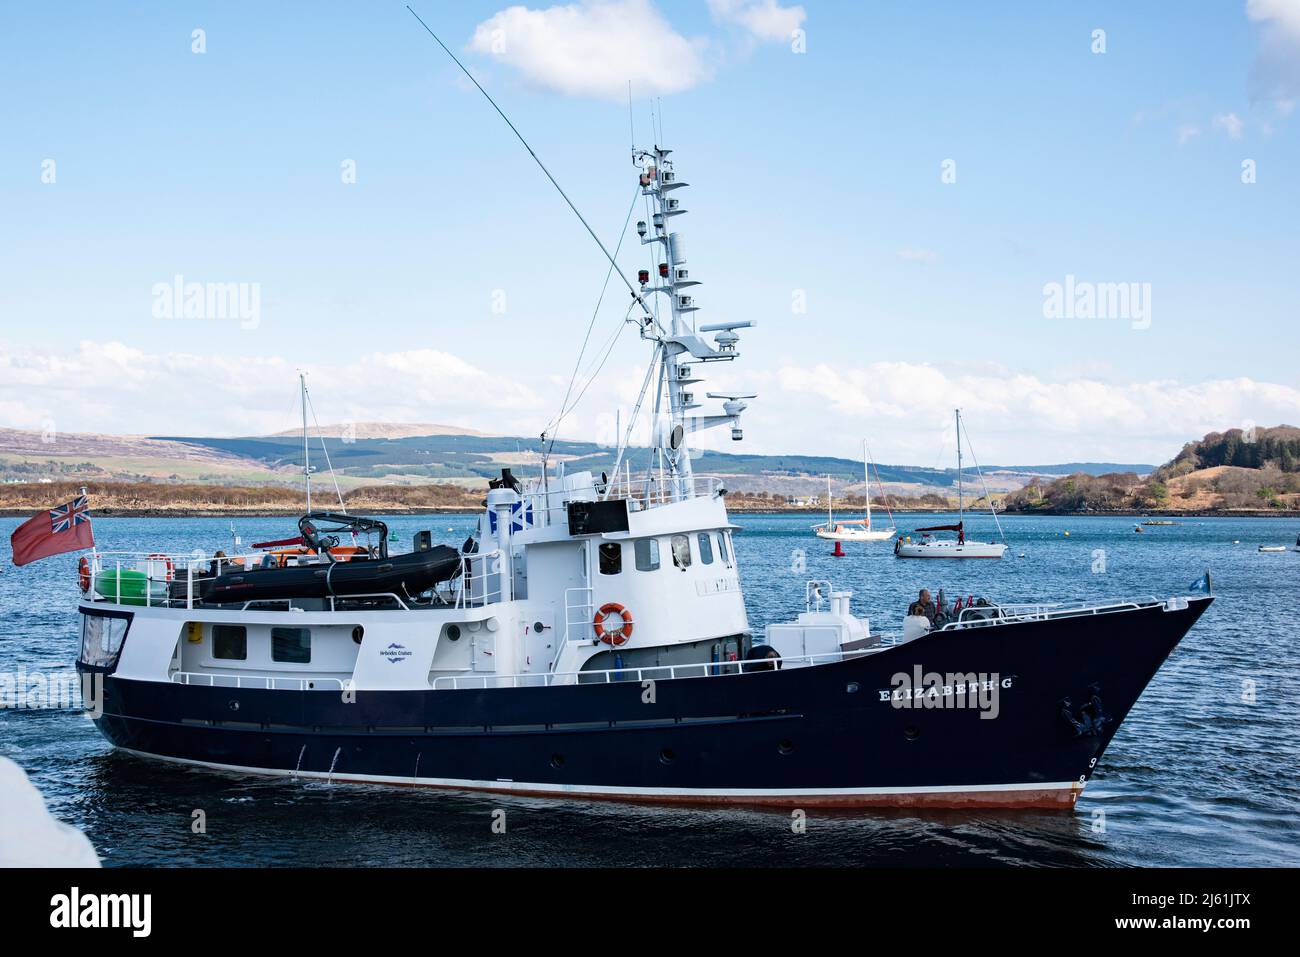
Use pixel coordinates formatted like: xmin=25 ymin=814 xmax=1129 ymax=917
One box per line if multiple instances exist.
xmin=1188 ymin=573 xmax=1212 ymax=594
xmin=487 ymin=501 xmax=534 ymax=534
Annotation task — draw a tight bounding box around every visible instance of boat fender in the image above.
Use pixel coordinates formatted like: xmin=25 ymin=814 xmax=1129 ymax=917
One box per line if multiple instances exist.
xmin=78 ymin=557 xmax=91 ymax=593
xmin=593 ymin=603 xmax=634 ymax=646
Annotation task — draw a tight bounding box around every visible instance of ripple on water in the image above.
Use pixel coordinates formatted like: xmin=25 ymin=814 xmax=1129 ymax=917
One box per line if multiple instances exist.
xmin=2 ymin=513 xmax=1297 ymax=866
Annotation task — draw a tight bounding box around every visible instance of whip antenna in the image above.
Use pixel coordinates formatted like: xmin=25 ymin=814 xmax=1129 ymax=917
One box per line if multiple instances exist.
xmin=405 ymin=6 xmax=650 ymax=318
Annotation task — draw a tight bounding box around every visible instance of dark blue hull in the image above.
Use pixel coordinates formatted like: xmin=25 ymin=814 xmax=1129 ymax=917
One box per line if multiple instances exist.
xmin=82 ymin=598 xmax=1211 ymax=808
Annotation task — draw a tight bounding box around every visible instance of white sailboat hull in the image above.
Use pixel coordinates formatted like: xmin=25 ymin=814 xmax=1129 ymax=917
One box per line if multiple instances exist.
xmin=895 ymin=540 xmax=1006 ymax=559
xmin=815 ymin=526 xmax=896 ymax=542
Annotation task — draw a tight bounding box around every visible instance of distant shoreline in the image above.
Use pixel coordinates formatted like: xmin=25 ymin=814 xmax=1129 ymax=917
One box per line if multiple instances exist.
xmin=2 ymin=507 xmax=1295 ymax=520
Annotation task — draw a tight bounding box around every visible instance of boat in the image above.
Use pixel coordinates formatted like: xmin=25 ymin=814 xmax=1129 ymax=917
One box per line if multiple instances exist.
xmin=1141 ymin=520 xmax=1178 ymax=526
xmin=204 ymin=515 xmax=462 ymax=605
xmin=895 ymin=410 xmax=1007 ymax=559
xmin=68 ymin=46 xmax=1215 ymax=809
xmin=1258 ymin=545 xmax=1287 ymax=553
xmin=812 ymin=441 xmax=896 ymax=544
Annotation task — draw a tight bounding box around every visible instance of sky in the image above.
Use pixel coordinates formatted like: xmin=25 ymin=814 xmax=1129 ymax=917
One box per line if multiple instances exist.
xmin=1 ymin=0 xmax=1298 ymax=467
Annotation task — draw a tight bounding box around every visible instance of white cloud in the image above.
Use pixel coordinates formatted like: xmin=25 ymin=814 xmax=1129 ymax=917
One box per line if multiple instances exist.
xmin=468 ymin=0 xmax=710 ymax=101
xmin=1247 ymin=0 xmax=1300 ymax=107
xmin=764 ymin=360 xmax=1300 ymax=465
xmin=1213 ymin=111 xmax=1245 ymax=138
xmin=1248 ymin=0 xmax=1300 ymax=39
xmin=897 ymin=247 xmax=939 ymax=264
xmin=5 ymin=343 xmax=1299 ymax=467
xmin=707 ymin=0 xmax=806 ymax=43
xmin=1177 ymin=124 xmax=1201 ymax=145
xmin=0 ymin=341 xmax=540 ymax=438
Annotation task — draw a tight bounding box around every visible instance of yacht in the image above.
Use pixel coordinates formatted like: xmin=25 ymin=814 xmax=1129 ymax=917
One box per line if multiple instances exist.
xmin=71 ymin=136 xmax=1213 ymax=810
xmin=812 ymin=441 xmax=896 ymax=545
xmin=895 ymin=410 xmax=1008 ymax=559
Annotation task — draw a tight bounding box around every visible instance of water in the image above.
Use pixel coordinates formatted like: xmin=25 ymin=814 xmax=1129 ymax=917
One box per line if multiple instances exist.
xmin=2 ymin=513 xmax=1297 ymax=867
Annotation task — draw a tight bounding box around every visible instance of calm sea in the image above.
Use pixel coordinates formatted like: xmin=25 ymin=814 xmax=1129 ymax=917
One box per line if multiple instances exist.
xmin=1 ymin=512 xmax=1296 ymax=867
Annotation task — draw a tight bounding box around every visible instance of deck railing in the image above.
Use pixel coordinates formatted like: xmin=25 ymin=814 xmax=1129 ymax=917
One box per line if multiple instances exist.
xmin=83 ymin=547 xmax=505 ymax=612
xmin=430 ymin=648 xmax=874 ymax=690
xmin=169 ymin=671 xmax=347 ymax=691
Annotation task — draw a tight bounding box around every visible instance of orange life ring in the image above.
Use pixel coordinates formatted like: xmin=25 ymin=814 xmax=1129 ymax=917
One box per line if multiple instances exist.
xmin=148 ymin=553 xmax=175 ymax=581
xmin=78 ymin=556 xmax=91 ymax=592
xmin=593 ymin=602 xmax=634 ymax=646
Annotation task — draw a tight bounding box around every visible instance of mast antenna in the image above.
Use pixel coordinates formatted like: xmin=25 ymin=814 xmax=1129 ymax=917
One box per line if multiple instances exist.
xmin=406 ymin=6 xmax=651 ymax=321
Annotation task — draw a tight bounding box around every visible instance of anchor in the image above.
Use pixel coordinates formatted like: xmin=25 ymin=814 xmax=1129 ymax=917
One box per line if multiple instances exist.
xmin=1058 ymin=684 xmax=1111 ymax=738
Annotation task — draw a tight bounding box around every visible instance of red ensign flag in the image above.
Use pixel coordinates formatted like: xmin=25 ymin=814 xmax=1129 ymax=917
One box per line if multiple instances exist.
xmin=9 ymin=493 xmax=95 ymax=566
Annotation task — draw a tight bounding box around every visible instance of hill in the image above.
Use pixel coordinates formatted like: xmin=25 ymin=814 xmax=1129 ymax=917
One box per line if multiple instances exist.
xmin=1003 ymin=426 xmax=1300 ymax=514
xmin=0 ymin=423 xmax=1157 ymax=505
xmin=262 ymin=422 xmax=484 ymax=440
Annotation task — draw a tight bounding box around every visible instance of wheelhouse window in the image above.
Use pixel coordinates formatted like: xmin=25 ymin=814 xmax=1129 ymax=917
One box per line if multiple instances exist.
xmin=718 ymin=531 xmax=732 ymax=567
xmin=212 ymin=625 xmax=247 ymax=661
xmin=634 ymin=538 xmax=660 ymax=571
xmin=79 ymin=613 xmax=129 ymax=669
xmin=271 ymin=627 xmax=311 ymax=664
xmin=599 ymin=542 xmax=622 ymax=575
xmin=671 ymin=534 xmax=692 ymax=569
xmin=698 ymin=533 xmax=714 ymax=565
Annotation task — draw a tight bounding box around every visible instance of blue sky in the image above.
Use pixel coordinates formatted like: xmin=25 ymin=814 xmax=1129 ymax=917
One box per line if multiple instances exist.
xmin=1 ymin=1 xmax=1297 ymax=465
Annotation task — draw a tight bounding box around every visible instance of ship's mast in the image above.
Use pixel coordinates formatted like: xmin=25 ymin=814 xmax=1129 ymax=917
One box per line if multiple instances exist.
xmin=632 ymin=144 xmax=755 ymax=502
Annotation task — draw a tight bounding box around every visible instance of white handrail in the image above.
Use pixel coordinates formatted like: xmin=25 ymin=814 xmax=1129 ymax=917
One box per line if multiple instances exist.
xmin=169 ymin=671 xmax=346 ymax=691
xmin=431 ymin=648 xmax=872 ymax=691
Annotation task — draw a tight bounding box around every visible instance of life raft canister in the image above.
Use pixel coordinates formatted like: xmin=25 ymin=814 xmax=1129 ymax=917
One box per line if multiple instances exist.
xmin=78 ymin=556 xmax=91 ymax=592
xmin=593 ymin=602 xmax=634 ymax=646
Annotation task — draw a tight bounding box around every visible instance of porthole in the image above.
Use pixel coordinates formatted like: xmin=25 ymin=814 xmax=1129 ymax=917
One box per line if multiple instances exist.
xmin=903 ymin=725 xmax=920 ymax=741
xmin=550 ymin=754 xmax=564 ymax=768
xmin=352 ymin=626 xmax=364 ymax=644
xmin=447 ymin=624 xmax=461 ymax=641
xmin=659 ymin=748 xmax=676 ymax=765
xmin=846 ymin=682 xmax=860 ymax=694
xmin=777 ymin=739 xmax=794 ymax=755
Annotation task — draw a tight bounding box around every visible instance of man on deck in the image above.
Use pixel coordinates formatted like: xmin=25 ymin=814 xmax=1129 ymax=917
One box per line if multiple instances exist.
xmin=908 ymin=588 xmax=937 ymax=623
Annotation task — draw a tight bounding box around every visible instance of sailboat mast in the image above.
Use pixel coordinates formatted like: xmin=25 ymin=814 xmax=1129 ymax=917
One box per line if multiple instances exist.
xmin=301 ymin=372 xmax=311 ymax=514
xmin=863 ymin=439 xmax=872 ymax=529
xmin=826 ymin=474 xmax=833 ymax=526
xmin=955 ymin=408 xmax=963 ymax=526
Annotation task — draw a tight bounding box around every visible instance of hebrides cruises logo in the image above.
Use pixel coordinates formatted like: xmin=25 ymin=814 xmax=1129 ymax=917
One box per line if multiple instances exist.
xmin=380 ymin=642 xmax=412 ymax=664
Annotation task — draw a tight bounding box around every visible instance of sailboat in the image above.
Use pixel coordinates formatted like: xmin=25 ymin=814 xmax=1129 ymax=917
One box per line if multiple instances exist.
xmin=895 ymin=410 xmax=1007 ymax=559
xmin=813 ymin=440 xmax=896 ymax=542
